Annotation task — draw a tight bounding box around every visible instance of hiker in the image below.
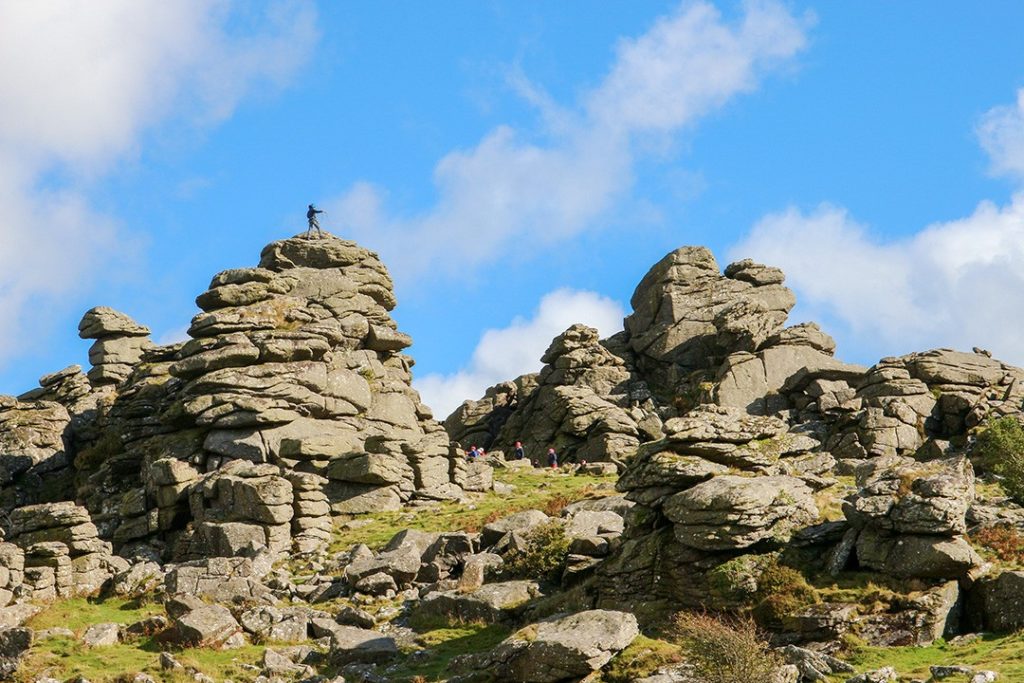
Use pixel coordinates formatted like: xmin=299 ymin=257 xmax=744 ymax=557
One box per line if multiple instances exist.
xmin=466 ymin=445 xmax=479 ymax=463
xmin=513 ymin=441 xmax=525 ymax=461
xmin=547 ymin=448 xmax=558 ymax=469
xmin=306 ymin=203 xmax=325 ymax=238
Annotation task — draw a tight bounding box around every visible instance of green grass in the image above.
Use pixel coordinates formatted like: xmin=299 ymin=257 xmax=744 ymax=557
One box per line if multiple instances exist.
xmin=598 ymin=635 xmax=683 ymax=683
xmin=328 ymin=468 xmax=613 ymax=552
xmin=17 ymin=635 xmax=268 ymax=683
xmin=26 ymin=596 xmax=164 ymax=634
xmin=833 ymin=632 xmax=1024 ymax=680
xmin=385 ymin=620 xmax=513 ymax=682
xmin=18 ymin=597 xmax=271 ymax=683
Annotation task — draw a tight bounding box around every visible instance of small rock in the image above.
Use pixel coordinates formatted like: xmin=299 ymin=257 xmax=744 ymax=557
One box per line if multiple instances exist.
xmin=846 ymin=667 xmax=898 ymax=683
xmin=159 ymin=651 xmax=183 ymax=670
xmin=81 ymin=622 xmax=121 ymax=647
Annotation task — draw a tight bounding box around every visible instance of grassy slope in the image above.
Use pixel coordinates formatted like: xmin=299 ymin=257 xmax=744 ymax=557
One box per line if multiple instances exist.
xmin=328 ymin=466 xmax=615 ymax=552
xmin=833 ymin=633 xmax=1024 ymax=680
xmin=18 ymin=597 xmax=266 ymax=682
xmin=23 ymin=466 xmax=1023 ymax=682
xmin=17 ymin=467 xmax=615 ymax=683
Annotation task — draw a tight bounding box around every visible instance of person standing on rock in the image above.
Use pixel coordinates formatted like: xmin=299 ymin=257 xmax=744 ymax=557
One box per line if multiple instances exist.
xmin=466 ymin=445 xmax=479 ymax=463
xmin=514 ymin=441 xmax=525 ymax=461
xmin=306 ymin=203 xmax=325 ymax=238
xmin=547 ymin=448 xmax=558 ymax=469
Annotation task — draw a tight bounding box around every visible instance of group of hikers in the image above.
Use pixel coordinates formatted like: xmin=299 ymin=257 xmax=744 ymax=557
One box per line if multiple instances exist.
xmin=465 ymin=441 xmax=559 ymax=469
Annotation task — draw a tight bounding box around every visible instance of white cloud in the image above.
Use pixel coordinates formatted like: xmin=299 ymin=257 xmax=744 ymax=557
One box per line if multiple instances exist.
xmin=330 ymin=0 xmax=811 ymax=281
xmin=732 ymin=89 xmax=1024 ymax=365
xmin=978 ymin=88 xmax=1024 ymax=180
xmin=415 ymin=289 xmax=625 ymax=418
xmin=0 ymin=0 xmax=317 ymax=370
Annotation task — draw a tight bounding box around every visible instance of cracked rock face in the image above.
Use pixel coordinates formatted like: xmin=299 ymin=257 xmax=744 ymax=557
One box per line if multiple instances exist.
xmin=664 ymin=475 xmax=818 ymax=551
xmin=446 ymin=324 xmax=660 ymax=464
xmin=625 ymin=247 xmax=795 ymax=398
xmin=1 ymin=233 xmax=463 ymax=561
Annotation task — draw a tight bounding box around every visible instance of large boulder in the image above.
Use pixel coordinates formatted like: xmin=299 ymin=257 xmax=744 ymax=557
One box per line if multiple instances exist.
xmin=328 ymin=626 xmax=399 ymax=665
xmin=168 ymin=595 xmax=244 ymax=649
xmin=479 ymin=610 xmax=639 ymax=682
xmin=973 ymin=571 xmax=1024 ymax=632
xmin=663 ymin=475 xmax=818 ymax=550
xmin=0 ymin=627 xmax=33 ymax=679
xmin=846 ymin=456 xmax=974 ymax=535
xmin=417 ymin=581 xmax=544 ymax=624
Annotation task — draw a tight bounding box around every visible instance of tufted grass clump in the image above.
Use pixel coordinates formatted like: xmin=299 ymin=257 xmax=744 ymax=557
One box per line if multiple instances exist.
xmin=751 ymin=556 xmax=819 ymax=628
xmin=501 ymin=521 xmax=571 ymax=583
xmin=601 ymin=635 xmax=684 ymax=683
xmin=974 ymin=415 xmax=1024 ymax=504
xmin=673 ymin=611 xmax=781 ymax=683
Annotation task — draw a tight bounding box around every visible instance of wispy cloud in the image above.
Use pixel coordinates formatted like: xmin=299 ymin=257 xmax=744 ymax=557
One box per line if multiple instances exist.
xmin=732 ymin=88 xmax=1024 ymax=365
xmin=414 ymin=288 xmax=625 ymax=418
xmin=0 ymin=0 xmax=317 ymax=370
xmin=329 ymin=0 xmax=812 ymax=282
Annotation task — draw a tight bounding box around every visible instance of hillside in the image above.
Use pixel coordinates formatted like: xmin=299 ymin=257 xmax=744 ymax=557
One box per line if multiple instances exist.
xmin=0 ymin=233 xmax=1022 ymax=683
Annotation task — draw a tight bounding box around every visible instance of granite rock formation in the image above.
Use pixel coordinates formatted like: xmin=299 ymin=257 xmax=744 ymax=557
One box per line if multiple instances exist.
xmin=1 ymin=234 xmax=462 ymax=562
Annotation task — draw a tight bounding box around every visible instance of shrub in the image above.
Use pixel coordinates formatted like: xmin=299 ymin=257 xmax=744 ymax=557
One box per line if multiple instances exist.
xmin=971 ymin=524 xmax=1024 ymax=566
xmin=974 ymin=416 xmax=1024 ymax=503
xmin=673 ymin=611 xmax=782 ymax=683
xmin=602 ymin=636 xmax=684 ymax=683
xmin=501 ymin=521 xmax=570 ymax=583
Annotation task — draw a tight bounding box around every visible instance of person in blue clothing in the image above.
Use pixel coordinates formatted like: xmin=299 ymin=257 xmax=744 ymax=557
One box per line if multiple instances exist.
xmin=513 ymin=441 xmax=525 ymax=461
xmin=466 ymin=445 xmax=479 ymax=462
xmin=306 ymin=203 xmax=325 ymax=238
xmin=547 ymin=447 xmax=558 ymax=469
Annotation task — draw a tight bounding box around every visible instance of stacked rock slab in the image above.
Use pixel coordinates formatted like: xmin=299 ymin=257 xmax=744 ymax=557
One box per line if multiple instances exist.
xmin=599 ymin=406 xmax=824 ymax=617
xmin=842 ymin=455 xmax=982 ymax=581
xmin=186 ymin=461 xmax=294 ymax=559
xmin=6 ymin=502 xmax=123 ymax=599
xmin=488 ymin=324 xmax=660 ymax=463
xmin=714 ymin=322 xmax=866 ymax=417
xmin=826 ymin=349 xmax=1024 ymax=465
xmin=168 ymin=235 xmax=459 ymax=517
xmin=0 ymin=543 xmax=25 ymax=606
xmin=78 ymin=307 xmax=152 ymax=387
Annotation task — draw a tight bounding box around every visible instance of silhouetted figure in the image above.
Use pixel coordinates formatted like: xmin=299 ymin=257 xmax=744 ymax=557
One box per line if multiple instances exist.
xmin=306 ymin=204 xmax=325 ymax=239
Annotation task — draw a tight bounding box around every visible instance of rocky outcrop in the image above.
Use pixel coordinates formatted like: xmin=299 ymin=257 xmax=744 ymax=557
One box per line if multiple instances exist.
xmin=447 ymin=324 xmax=663 ymax=464
xmin=826 ymin=349 xmax=1024 ymax=464
xmin=2 ymin=234 xmax=463 ymax=562
xmin=445 ymin=375 xmax=537 ymax=452
xmin=625 ymin=249 xmax=795 ymax=398
xmin=6 ymin=502 xmax=123 ymax=599
xmin=839 ymin=454 xmax=981 ymax=581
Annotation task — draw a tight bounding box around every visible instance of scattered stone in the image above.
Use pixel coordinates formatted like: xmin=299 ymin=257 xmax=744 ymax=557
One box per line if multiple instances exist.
xmin=81 ymin=622 xmax=121 ymax=647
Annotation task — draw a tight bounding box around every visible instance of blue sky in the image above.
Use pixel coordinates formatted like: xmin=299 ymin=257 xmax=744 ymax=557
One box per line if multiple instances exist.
xmin=2 ymin=1 xmax=1024 ymax=416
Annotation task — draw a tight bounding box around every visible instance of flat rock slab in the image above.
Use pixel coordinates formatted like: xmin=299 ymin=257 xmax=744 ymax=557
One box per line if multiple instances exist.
xmin=328 ymin=626 xmax=398 ymax=665
xmin=485 ymin=609 xmax=639 ymax=682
